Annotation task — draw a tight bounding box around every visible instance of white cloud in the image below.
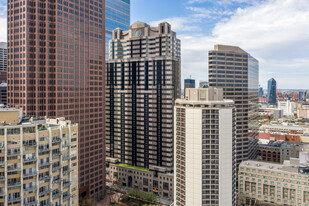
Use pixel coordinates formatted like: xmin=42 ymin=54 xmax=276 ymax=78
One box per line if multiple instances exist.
xmin=150 ymin=17 xmax=200 ymax=32
xmin=170 ymin=0 xmax=309 ymax=89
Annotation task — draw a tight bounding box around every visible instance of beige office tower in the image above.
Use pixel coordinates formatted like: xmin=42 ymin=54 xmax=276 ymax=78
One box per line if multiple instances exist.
xmin=174 ymin=88 xmax=236 ymax=206
xmin=208 ymin=45 xmax=259 ymax=166
xmin=0 ymin=107 xmax=79 ymax=206
xmin=105 ymin=21 xmax=181 ymax=199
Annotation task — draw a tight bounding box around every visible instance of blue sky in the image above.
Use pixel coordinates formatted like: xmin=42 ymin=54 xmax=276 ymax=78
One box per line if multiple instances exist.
xmin=0 ymin=0 xmax=308 ymax=89
xmin=130 ymin=0 xmax=309 ymax=89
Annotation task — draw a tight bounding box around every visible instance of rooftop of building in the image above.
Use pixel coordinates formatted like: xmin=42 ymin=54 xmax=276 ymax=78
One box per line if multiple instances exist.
xmin=0 ymin=107 xmax=75 ymax=128
xmin=241 ymin=152 xmax=309 ymax=175
xmin=260 ymin=124 xmax=304 ymax=131
xmin=258 ymin=140 xmax=306 ymax=148
xmin=211 ymin=44 xmax=247 ymax=54
xmin=176 ymin=88 xmax=234 ymax=106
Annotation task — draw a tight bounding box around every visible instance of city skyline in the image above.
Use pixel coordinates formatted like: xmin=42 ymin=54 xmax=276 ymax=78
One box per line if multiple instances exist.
xmin=1 ymin=0 xmax=308 ymax=89
xmin=130 ymin=0 xmax=309 ymax=89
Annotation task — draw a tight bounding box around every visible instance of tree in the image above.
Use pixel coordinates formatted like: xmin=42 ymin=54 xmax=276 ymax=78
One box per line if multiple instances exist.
xmin=79 ymin=196 xmax=97 ymax=206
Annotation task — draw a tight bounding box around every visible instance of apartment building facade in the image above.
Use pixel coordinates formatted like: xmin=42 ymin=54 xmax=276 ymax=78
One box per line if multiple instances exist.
xmin=174 ymin=88 xmax=237 ymax=206
xmin=0 ymin=108 xmax=79 ymax=206
xmin=105 ymin=21 xmax=181 ymax=199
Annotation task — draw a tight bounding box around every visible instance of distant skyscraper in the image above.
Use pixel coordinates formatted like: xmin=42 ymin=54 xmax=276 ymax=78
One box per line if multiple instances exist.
xmin=7 ymin=0 xmax=106 ymax=200
xmin=259 ymin=87 xmax=264 ymax=97
xmin=208 ymin=45 xmax=259 ymax=166
xmin=0 ymin=42 xmax=7 ymax=83
xmin=299 ymin=91 xmax=307 ymax=101
xmin=175 ymin=88 xmax=236 ymax=206
xmin=267 ymin=78 xmax=277 ymax=105
xmin=199 ymin=80 xmax=209 ymax=88
xmin=106 ymin=21 xmax=181 ymax=199
xmin=105 ymin=0 xmax=130 ymax=59
xmin=184 ymin=78 xmax=195 ymax=96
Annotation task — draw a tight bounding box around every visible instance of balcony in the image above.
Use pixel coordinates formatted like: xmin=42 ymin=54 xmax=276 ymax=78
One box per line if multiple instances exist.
xmin=39 ymin=189 xmax=50 ymax=196
xmin=0 ymin=176 xmax=4 ymax=180
xmin=62 ymin=143 xmax=70 ymax=148
xmin=7 ymin=152 xmax=21 ymax=157
xmin=39 ymin=175 xmax=50 ymax=181
xmin=62 ymin=169 xmax=70 ymax=175
xmin=0 ymin=190 xmax=5 ymax=196
xmin=23 ymin=142 xmax=36 ymax=147
xmin=23 ymin=157 xmax=37 ymax=163
xmin=52 ymin=152 xmax=61 ymax=157
xmin=7 ymin=167 xmax=21 ymax=172
xmin=52 ymin=179 xmax=61 ymax=184
xmin=39 ymin=162 xmax=51 ymax=167
xmin=52 ymin=138 xmax=61 ymax=143
xmin=24 ymin=186 xmax=37 ymax=192
xmin=63 ymin=195 xmax=70 ymax=202
xmin=53 ymin=192 xmax=61 ymax=199
xmin=8 ymin=197 xmax=21 ymax=202
xmin=23 ymin=172 xmax=37 ymax=177
xmin=38 ymin=147 xmax=50 ymax=153
xmin=23 ymin=200 xmax=37 ymax=206
xmin=63 ymin=182 xmax=70 ymax=188
xmin=62 ymin=155 xmax=70 ymax=161
xmin=8 ymin=181 xmax=21 ymax=187
xmin=52 ymin=165 xmax=61 ymax=172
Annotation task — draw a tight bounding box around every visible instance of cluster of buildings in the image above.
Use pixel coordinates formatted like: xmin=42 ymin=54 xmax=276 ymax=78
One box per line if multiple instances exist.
xmin=0 ymin=0 xmax=308 ymax=206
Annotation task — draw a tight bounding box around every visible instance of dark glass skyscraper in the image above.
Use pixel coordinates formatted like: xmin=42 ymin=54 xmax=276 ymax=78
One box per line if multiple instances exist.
xmin=259 ymin=87 xmax=264 ymax=97
xmin=267 ymin=78 xmax=277 ymax=105
xmin=184 ymin=78 xmax=195 ymax=96
xmin=105 ymin=0 xmax=130 ymax=59
xmin=7 ymin=0 xmax=106 ymax=200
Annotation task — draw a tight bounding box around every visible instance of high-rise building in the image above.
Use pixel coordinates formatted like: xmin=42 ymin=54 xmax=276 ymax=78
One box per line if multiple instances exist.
xmin=199 ymin=80 xmax=209 ymax=88
xmin=299 ymin=91 xmax=307 ymax=102
xmin=0 ymin=107 xmax=79 ymax=206
xmin=0 ymin=83 xmax=7 ymax=105
xmin=105 ymin=0 xmax=130 ymax=59
xmin=208 ymin=45 xmax=259 ymax=166
xmin=259 ymin=86 xmax=263 ymax=97
xmin=0 ymin=42 xmax=7 ymax=83
xmin=278 ymin=100 xmax=295 ymax=117
xmin=267 ymin=78 xmax=277 ymax=105
xmin=184 ymin=78 xmax=195 ymax=96
xmin=106 ymin=21 xmax=181 ymax=199
xmin=174 ymin=88 xmax=236 ymax=206
xmin=239 ymin=152 xmax=309 ymax=206
xmin=7 ymin=0 xmax=106 ymax=200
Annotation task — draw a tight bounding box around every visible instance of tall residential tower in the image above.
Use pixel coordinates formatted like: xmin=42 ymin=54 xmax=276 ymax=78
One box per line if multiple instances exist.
xmin=174 ymin=88 xmax=236 ymax=206
xmin=208 ymin=45 xmax=259 ymax=166
xmin=106 ymin=21 xmax=181 ymax=199
xmin=7 ymin=0 xmax=106 ymax=200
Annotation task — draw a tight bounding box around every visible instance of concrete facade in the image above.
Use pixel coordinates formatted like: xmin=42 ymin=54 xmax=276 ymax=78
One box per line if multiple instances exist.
xmin=174 ymin=88 xmax=236 ymax=206
xmin=0 ymin=108 xmax=79 ymax=206
xmin=239 ymin=154 xmax=309 ymax=206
